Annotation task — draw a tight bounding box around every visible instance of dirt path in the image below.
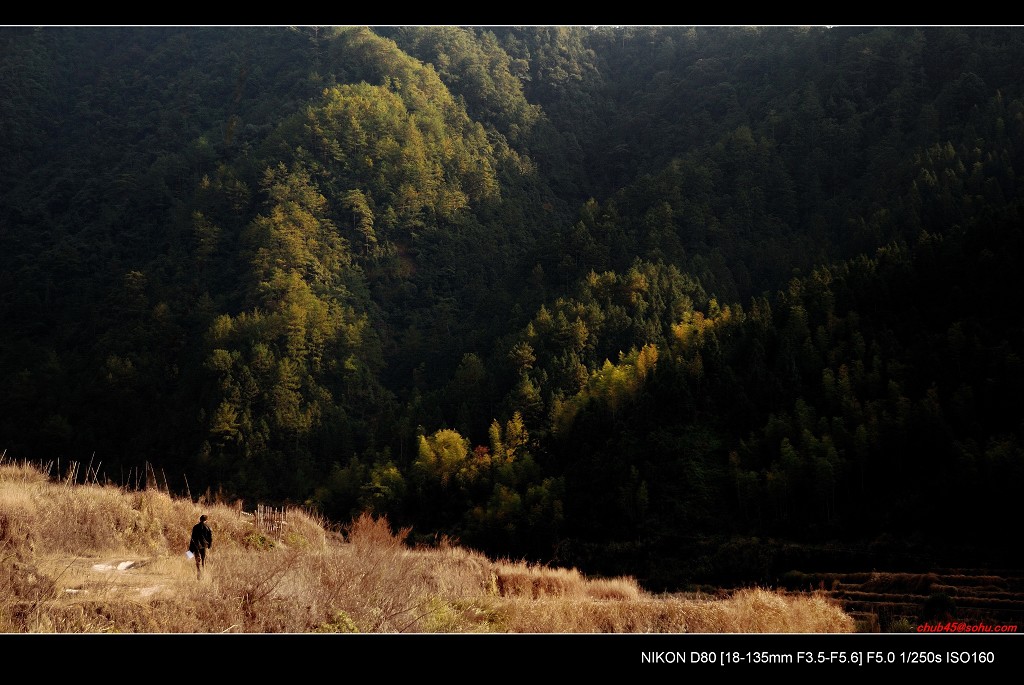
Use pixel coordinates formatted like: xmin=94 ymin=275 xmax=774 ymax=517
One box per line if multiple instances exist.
xmin=43 ymin=553 xmax=198 ymax=599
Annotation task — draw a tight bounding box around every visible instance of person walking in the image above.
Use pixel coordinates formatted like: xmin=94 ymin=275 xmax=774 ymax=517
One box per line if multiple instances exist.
xmin=189 ymin=514 xmax=213 ymax=579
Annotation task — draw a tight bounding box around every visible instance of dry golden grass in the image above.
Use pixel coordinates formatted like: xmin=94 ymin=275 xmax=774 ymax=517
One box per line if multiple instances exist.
xmin=473 ymin=587 xmax=853 ymax=633
xmin=0 ymin=459 xmax=856 ymax=634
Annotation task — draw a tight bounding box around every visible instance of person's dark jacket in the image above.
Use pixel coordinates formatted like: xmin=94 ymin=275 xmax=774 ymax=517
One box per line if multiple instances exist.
xmin=189 ymin=521 xmax=212 ymax=554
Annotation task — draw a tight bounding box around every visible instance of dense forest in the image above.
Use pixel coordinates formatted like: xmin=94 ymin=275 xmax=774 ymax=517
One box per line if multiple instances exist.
xmin=2 ymin=26 xmax=1022 ymax=589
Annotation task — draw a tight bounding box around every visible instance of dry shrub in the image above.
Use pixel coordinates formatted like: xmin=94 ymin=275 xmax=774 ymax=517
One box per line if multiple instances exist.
xmin=123 ymin=489 xmax=182 ymax=550
xmin=713 ymin=588 xmax=855 ymax=633
xmin=152 ymin=578 xmax=252 ymax=633
xmin=584 ymin=576 xmax=642 ymax=600
xmin=0 ymin=463 xmax=49 ymax=563
xmin=0 ymin=460 xmax=50 ymax=485
xmin=493 ymin=561 xmax=642 ymax=602
xmin=494 ymin=565 xmax=534 ymax=598
xmin=290 ymin=513 xmax=436 ymax=632
xmin=582 ymin=599 xmax=675 ymax=632
xmin=531 ymin=567 xmax=585 ymax=597
xmin=0 ymin=495 xmax=37 ymax=560
xmin=277 ymin=507 xmax=329 ymax=549
xmin=670 ymin=598 xmax=731 ymax=632
xmin=208 ymin=546 xmax=310 ymax=632
xmin=1 ymin=558 xmax=57 ymax=611
xmin=32 ymin=598 xmax=163 ymax=633
xmin=723 ymin=587 xmax=790 ymax=632
xmin=418 ymin=539 xmax=495 ymax=599
xmin=486 ymin=597 xmax=574 ymax=632
xmin=346 ymin=511 xmax=409 ymax=549
xmin=483 ymin=596 xmax=693 ymax=633
xmin=35 ymin=484 xmax=151 ymax=555
xmin=494 ymin=562 xmax=587 ymax=598
xmin=773 ymin=590 xmax=856 ymax=632
xmin=508 ymin=598 xmax=654 ymax=633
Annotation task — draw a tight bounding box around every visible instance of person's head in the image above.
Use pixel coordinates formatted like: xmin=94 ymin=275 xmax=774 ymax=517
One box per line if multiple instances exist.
xmin=200 ymin=514 xmax=208 ymax=522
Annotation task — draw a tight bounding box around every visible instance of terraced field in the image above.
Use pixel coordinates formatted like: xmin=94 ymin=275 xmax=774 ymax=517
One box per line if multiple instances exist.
xmin=779 ymin=569 xmax=1024 ymax=632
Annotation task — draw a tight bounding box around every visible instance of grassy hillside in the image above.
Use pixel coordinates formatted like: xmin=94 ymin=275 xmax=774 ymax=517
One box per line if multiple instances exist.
xmin=0 ymin=457 xmax=853 ymax=634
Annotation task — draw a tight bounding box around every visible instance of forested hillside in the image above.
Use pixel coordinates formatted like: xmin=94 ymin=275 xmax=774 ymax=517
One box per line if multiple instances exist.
xmin=2 ymin=26 xmax=1022 ymax=589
